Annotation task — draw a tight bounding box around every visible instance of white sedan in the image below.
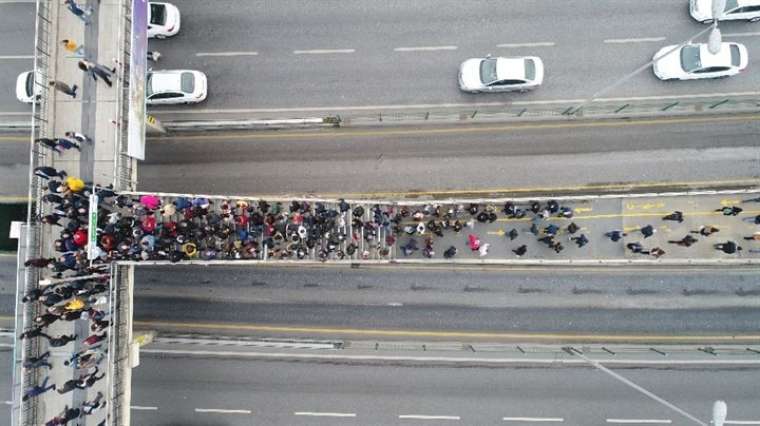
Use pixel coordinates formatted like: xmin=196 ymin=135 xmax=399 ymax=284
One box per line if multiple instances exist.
xmin=16 ymin=70 xmax=41 ymax=104
xmin=459 ymin=55 xmax=544 ymax=93
xmin=652 ymin=42 xmax=748 ymax=81
xmin=690 ymin=0 xmax=760 ymax=23
xmin=146 ymin=70 xmax=207 ymax=105
xmin=148 ymin=2 xmax=180 ymax=38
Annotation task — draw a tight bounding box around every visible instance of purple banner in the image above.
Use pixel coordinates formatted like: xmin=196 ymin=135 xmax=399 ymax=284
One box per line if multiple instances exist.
xmin=127 ymin=0 xmax=148 ymax=160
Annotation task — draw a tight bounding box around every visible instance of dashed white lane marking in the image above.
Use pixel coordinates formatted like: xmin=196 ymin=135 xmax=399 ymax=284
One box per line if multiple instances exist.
xmin=394 ymin=45 xmax=458 ymax=52
xmin=196 ymin=51 xmax=258 ymax=57
xmin=503 ymin=417 xmax=564 ymax=422
xmin=723 ymin=32 xmax=760 ymax=37
xmin=387 ymin=302 xmax=404 ymax=306
xmin=0 ymin=55 xmax=33 ymax=59
xmin=725 ymin=421 xmax=760 ymax=425
xmin=293 ymin=49 xmax=355 ymax=55
xmin=195 ymin=408 xmax=251 ymax=414
xmin=3 ymin=401 xmax=12 ymax=405
xmin=294 ymin=412 xmax=356 ymax=417
xmin=604 ymin=37 xmax=666 ymax=44
xmin=399 ymin=414 xmax=460 ymax=420
xmin=130 ymin=406 xmax=158 ymax=411
xmin=497 ymin=42 xmax=555 ymax=48
xmin=606 ymin=419 xmax=672 ymax=424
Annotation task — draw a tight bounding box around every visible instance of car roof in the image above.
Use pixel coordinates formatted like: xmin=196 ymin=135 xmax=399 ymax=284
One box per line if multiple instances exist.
xmin=496 ymin=58 xmax=527 ymax=81
xmin=697 ymin=44 xmax=734 ymax=67
xmin=151 ymin=71 xmax=184 ymax=92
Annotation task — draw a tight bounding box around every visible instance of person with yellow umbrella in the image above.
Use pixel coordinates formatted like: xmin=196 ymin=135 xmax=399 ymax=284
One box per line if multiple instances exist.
xmin=65 ymin=176 xmax=86 ymax=193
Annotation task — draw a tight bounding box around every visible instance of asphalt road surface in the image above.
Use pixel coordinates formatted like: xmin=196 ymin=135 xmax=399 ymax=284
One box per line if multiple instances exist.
xmin=96 ymin=354 xmax=760 ymax=425
xmin=137 ymin=115 xmax=760 ymax=196
xmin=2 ymin=1 xmax=760 ymax=116
xmin=2 ymin=256 xmax=760 ymax=339
xmin=3 ymin=113 xmax=758 ymax=198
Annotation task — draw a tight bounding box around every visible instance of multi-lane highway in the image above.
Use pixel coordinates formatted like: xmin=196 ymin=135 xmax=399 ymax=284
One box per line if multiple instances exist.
xmin=2 ymin=1 xmax=760 ymax=116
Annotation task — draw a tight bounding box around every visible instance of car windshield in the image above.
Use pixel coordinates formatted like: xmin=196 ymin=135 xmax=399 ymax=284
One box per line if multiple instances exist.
xmin=725 ymin=0 xmax=739 ymax=13
xmin=150 ymin=4 xmax=166 ymax=25
xmin=680 ymin=45 xmax=702 ymax=73
xmin=181 ymin=72 xmax=195 ymax=94
xmin=479 ymin=58 xmax=498 ymax=85
xmin=146 ymin=73 xmax=154 ymax=96
xmin=524 ymin=59 xmax=535 ymax=81
xmin=25 ymin=72 xmax=34 ymax=96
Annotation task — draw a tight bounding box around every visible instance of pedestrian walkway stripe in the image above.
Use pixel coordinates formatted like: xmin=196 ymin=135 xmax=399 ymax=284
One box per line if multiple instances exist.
xmin=606 ymin=419 xmax=671 ymax=424
xmin=724 ymin=421 xmax=760 ymax=425
xmin=130 ymin=406 xmax=158 ymax=410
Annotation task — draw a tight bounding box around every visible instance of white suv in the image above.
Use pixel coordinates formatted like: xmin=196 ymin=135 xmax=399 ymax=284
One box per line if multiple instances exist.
xmin=690 ymin=0 xmax=760 ymax=23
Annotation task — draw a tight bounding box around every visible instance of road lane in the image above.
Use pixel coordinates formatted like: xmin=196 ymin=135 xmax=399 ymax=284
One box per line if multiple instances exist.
xmin=136 ymin=116 xmax=760 ymax=195
xmin=4 ymin=1 xmax=760 ymax=114
xmin=123 ymin=354 xmax=760 ymax=425
xmin=2 ymin=113 xmax=759 ymax=197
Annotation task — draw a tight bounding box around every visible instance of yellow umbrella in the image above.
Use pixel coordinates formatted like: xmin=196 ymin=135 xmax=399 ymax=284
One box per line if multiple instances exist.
xmin=65 ymin=297 xmax=85 ymax=311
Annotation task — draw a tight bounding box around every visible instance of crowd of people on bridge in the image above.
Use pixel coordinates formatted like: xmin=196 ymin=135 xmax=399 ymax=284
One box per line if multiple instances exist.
xmin=22 ymin=166 xmax=110 ymax=426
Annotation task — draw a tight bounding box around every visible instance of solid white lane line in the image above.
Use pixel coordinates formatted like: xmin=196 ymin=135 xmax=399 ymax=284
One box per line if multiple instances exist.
xmin=130 ymin=406 xmax=158 ymax=410
xmin=497 ymin=42 xmax=555 ymax=48
xmin=399 ymin=414 xmax=460 ymax=420
xmin=604 ymin=37 xmax=666 ymax=44
xmin=151 ymin=90 xmax=760 ymax=115
xmin=0 ymin=55 xmax=33 ymax=59
xmin=293 ymin=49 xmax=355 ymax=55
xmin=195 ymin=408 xmax=251 ymax=414
xmin=196 ymin=51 xmax=258 ymax=57
xmin=503 ymin=417 xmax=564 ymax=422
xmin=294 ymin=412 xmax=356 ymax=417
xmin=606 ymin=419 xmax=672 ymax=424
xmin=723 ymin=32 xmax=760 ymax=37
xmin=394 ymin=46 xmax=458 ymax=52
xmin=725 ymin=421 xmax=760 ymax=425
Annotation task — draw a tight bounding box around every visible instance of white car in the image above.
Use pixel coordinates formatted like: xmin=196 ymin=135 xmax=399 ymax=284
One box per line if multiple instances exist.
xmin=16 ymin=70 xmax=42 ymax=104
xmin=148 ymin=2 xmax=180 ymax=38
xmin=690 ymin=0 xmax=760 ymax=23
xmin=146 ymin=70 xmax=207 ymax=105
xmin=652 ymin=42 xmax=748 ymax=81
xmin=458 ymin=55 xmax=544 ymax=93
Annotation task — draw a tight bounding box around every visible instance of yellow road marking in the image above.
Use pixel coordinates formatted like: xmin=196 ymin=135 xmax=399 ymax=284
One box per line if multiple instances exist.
xmin=0 ymin=195 xmax=29 ymax=203
xmin=497 ymin=209 xmax=760 ymax=223
xmin=133 ymin=320 xmax=760 ymax=343
xmin=150 ymin=113 xmax=760 ymax=141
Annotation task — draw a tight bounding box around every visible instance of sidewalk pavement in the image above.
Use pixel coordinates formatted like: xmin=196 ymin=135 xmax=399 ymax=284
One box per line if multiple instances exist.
xmin=29 ymin=1 xmax=123 ymax=424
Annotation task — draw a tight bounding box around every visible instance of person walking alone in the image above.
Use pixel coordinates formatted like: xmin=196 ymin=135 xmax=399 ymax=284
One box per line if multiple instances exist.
xmin=54 ymin=137 xmax=80 ymax=152
xmin=714 ymin=241 xmax=742 ymax=254
xmin=78 ymin=59 xmax=115 ymax=87
xmin=23 ymin=376 xmax=56 ymax=401
xmin=61 ymin=39 xmax=85 ymax=57
xmin=64 ymin=0 xmax=93 ymax=24
xmin=49 ymin=80 xmax=78 ymax=98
